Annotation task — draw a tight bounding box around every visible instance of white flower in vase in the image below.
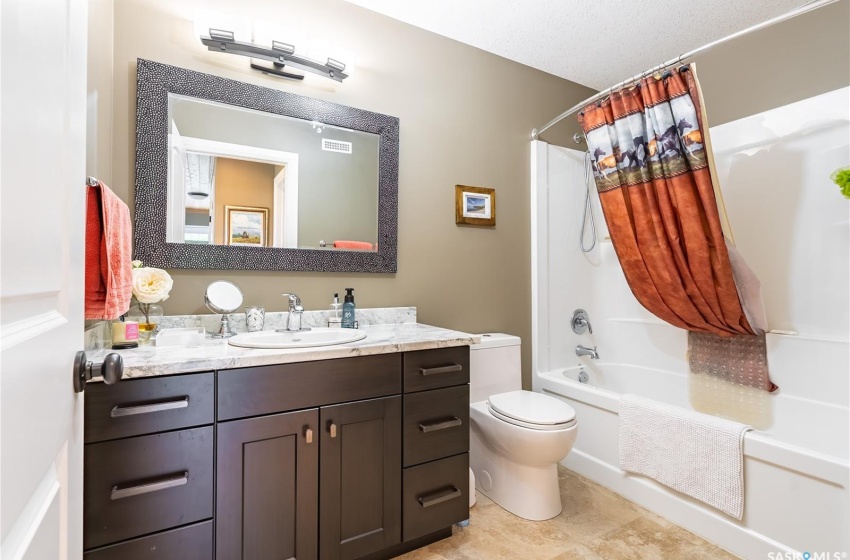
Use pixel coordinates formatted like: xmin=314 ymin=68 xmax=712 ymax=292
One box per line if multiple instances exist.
xmin=129 ymin=263 xmax=173 ymax=342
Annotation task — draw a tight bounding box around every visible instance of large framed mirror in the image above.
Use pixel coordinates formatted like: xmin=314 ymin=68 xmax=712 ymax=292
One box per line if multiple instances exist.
xmin=133 ymin=59 xmax=399 ymax=272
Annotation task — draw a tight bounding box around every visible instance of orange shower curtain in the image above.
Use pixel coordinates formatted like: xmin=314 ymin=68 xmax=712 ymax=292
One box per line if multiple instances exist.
xmin=578 ymin=66 xmax=756 ymax=337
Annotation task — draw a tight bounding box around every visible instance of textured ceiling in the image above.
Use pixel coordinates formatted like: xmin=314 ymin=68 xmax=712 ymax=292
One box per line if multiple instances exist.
xmin=343 ymin=0 xmax=808 ymax=90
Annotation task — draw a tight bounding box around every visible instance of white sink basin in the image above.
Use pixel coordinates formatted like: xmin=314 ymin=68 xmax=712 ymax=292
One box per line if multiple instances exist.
xmin=228 ymin=328 xmax=367 ymax=349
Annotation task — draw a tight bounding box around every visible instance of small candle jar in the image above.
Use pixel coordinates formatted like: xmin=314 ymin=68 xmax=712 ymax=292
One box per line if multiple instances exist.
xmin=112 ymin=320 xmax=139 ymax=347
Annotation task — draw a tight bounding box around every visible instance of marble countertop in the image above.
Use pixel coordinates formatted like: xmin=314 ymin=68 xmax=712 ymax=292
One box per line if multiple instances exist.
xmin=92 ymin=323 xmax=479 ymax=380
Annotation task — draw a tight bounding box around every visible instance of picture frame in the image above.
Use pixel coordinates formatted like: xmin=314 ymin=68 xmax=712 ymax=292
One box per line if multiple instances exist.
xmin=224 ymin=205 xmax=269 ymax=247
xmin=455 ymin=185 xmax=496 ymax=226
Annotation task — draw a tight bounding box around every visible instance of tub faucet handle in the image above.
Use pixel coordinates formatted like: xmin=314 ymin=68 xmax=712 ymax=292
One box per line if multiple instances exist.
xmin=571 ymin=309 xmax=593 ymax=334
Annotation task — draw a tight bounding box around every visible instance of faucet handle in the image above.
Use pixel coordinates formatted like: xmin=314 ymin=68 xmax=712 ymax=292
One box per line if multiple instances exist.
xmin=281 ymin=293 xmax=301 ymax=308
xmin=571 ymin=309 xmax=593 ymax=334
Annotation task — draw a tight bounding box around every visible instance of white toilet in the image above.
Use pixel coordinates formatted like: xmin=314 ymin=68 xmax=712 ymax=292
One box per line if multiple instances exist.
xmin=469 ymin=334 xmax=577 ymax=521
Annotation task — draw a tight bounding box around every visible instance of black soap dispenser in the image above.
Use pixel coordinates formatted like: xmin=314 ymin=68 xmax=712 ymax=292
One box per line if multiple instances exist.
xmin=341 ymin=288 xmax=356 ymax=329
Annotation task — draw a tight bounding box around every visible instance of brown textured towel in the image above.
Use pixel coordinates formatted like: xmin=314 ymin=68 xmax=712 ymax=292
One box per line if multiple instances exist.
xmin=688 ymin=332 xmax=777 ymax=393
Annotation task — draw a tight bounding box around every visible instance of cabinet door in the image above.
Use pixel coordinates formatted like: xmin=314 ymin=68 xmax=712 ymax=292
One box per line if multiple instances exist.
xmin=217 ymin=409 xmax=319 ymax=560
xmin=320 ymin=397 xmax=401 ymax=560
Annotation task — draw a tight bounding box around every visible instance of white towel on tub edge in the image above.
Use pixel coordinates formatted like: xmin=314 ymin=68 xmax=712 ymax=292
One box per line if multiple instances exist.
xmin=619 ymin=393 xmax=751 ymax=519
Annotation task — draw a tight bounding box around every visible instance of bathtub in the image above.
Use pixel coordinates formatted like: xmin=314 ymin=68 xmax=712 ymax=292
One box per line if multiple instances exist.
xmin=535 ymin=364 xmax=850 ymax=559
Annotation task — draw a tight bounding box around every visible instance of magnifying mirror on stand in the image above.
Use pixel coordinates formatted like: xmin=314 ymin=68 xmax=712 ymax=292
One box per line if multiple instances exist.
xmin=205 ymin=281 xmax=244 ymax=338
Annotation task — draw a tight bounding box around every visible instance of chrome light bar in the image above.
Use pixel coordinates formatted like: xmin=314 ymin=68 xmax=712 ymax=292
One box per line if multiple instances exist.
xmin=199 ymin=34 xmax=350 ymax=82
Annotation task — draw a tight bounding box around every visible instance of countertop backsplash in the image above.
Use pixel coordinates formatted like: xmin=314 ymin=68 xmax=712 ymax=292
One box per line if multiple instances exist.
xmin=84 ymin=320 xmax=112 ymax=353
xmin=159 ymin=306 xmax=417 ymax=332
xmin=85 ymin=307 xmax=417 ymax=352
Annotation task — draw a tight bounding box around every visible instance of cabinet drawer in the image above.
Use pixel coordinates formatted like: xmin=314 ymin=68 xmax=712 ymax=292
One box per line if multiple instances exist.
xmin=84 ymin=426 xmax=214 ymax=549
xmin=83 ymin=520 xmax=213 ymax=560
xmin=403 ymin=385 xmax=469 ymax=467
xmin=403 ymin=347 xmax=469 ymax=393
xmin=84 ymin=372 xmax=214 ymax=443
xmin=402 ymin=453 xmax=469 ymax=542
xmin=218 ymin=354 xmax=401 ymax=421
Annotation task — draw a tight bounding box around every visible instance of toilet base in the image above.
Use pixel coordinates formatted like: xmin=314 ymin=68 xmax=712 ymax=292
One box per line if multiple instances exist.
xmin=470 ymin=433 xmax=563 ymax=521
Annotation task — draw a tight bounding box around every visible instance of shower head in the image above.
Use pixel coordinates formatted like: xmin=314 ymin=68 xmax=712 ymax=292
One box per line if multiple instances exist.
xmin=573 ymin=133 xmax=585 ymax=144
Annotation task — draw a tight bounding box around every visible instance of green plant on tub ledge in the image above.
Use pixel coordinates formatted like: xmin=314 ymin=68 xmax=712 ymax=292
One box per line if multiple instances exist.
xmin=831 ymin=166 xmax=850 ymax=199
xmin=127 ymin=260 xmax=174 ymax=343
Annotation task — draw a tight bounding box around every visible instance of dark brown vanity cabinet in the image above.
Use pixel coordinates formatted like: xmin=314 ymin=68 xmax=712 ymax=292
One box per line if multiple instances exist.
xmin=83 ymin=347 xmax=469 ymax=560
xmin=216 ymin=398 xmax=402 ymax=560
xmin=83 ymin=372 xmax=216 ymax=558
xmin=400 ymin=348 xmax=471 ymax=542
xmin=320 ymin=397 xmax=402 ymax=560
xmin=217 ymin=408 xmax=320 ymax=559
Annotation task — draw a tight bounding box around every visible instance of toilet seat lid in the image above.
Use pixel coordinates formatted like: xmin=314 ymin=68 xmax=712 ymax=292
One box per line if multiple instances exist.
xmin=487 ymin=390 xmax=576 ymax=428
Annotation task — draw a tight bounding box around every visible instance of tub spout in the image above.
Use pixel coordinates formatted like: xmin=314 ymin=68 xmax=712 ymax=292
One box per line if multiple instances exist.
xmin=576 ymin=345 xmax=599 ymax=360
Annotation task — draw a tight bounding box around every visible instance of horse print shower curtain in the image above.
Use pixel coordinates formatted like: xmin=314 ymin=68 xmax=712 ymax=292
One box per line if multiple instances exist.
xmin=578 ymin=64 xmax=777 ymax=393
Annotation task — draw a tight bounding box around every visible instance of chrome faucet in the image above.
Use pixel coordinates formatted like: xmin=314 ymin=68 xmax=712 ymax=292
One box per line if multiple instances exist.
xmin=279 ymin=293 xmax=311 ymax=332
xmin=576 ymin=345 xmax=599 ymax=360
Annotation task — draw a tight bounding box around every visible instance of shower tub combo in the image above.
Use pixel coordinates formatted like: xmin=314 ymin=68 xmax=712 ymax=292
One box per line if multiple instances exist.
xmin=530 ymin=87 xmax=850 ymax=559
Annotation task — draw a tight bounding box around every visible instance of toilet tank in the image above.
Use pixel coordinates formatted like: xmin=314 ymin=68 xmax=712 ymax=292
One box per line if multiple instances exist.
xmin=469 ymin=333 xmax=522 ymax=403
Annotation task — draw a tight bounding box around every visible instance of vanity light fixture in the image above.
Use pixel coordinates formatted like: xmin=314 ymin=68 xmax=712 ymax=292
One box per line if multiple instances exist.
xmin=195 ymin=11 xmax=354 ymax=83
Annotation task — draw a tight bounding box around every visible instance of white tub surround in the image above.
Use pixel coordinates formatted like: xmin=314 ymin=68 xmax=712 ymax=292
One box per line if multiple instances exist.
xmin=91 ymin=321 xmax=478 ymax=380
xmin=530 ymin=88 xmax=850 ymax=559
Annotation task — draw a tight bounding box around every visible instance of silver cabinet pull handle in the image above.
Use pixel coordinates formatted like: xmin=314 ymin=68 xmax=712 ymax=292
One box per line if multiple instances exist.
xmin=329 ymin=423 xmax=338 ymax=438
xmin=110 ymin=397 xmax=189 ymax=418
xmin=110 ymin=471 xmax=188 ymax=500
xmin=419 ymin=363 xmax=463 ymax=376
xmin=419 ymin=417 xmax=462 ymax=433
xmin=418 ymin=486 xmax=462 ymax=508
xmin=305 ymin=427 xmax=313 ymax=444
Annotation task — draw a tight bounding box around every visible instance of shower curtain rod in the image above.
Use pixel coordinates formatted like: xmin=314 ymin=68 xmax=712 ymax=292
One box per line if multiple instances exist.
xmin=531 ymin=0 xmax=839 ymax=140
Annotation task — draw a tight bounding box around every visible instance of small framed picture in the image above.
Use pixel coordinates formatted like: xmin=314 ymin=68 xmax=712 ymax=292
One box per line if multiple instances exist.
xmin=455 ymin=185 xmax=496 ymax=226
xmin=224 ymin=205 xmax=268 ymax=247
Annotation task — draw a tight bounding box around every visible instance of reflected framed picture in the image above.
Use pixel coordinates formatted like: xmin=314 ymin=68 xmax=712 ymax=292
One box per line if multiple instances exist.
xmin=224 ymin=205 xmax=268 ymax=247
xmin=455 ymin=185 xmax=496 ymax=226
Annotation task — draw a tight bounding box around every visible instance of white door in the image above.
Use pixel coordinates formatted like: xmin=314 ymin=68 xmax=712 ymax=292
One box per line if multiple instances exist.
xmin=1 ymin=0 xmax=88 ymax=559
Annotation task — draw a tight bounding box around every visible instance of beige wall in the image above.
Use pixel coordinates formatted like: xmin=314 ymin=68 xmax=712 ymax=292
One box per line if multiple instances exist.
xmin=105 ymin=0 xmax=594 ymax=387
xmin=212 ymin=158 xmax=276 ymax=245
xmin=98 ymin=0 xmax=847 ymax=388
xmin=86 ymin=0 xmax=114 ymax=184
xmin=688 ymin=0 xmax=849 ymax=126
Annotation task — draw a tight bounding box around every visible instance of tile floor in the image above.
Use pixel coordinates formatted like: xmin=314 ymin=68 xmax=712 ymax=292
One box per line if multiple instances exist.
xmin=398 ymin=467 xmax=739 ymax=560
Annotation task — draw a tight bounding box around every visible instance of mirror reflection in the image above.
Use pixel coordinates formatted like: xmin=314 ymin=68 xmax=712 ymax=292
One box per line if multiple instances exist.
xmin=166 ymin=94 xmax=380 ymax=251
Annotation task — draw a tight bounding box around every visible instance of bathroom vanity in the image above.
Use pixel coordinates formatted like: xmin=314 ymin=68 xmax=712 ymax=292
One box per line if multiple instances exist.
xmin=82 ymin=322 xmax=476 ymax=560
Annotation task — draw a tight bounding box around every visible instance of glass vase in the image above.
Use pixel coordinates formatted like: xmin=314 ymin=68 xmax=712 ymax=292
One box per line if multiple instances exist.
xmin=127 ymin=303 xmax=164 ymax=344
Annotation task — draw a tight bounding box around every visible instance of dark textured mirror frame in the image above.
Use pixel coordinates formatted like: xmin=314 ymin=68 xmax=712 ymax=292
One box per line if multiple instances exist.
xmin=133 ymin=59 xmax=399 ymax=273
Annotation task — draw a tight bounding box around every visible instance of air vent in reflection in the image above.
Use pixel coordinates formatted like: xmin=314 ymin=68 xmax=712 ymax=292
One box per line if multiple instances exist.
xmin=322 ymin=138 xmax=352 ymax=154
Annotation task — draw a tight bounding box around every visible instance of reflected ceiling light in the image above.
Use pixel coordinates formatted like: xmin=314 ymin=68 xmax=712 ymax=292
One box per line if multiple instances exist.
xmin=195 ymin=11 xmax=354 ymax=83
xmin=187 ymin=191 xmax=209 ymax=199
